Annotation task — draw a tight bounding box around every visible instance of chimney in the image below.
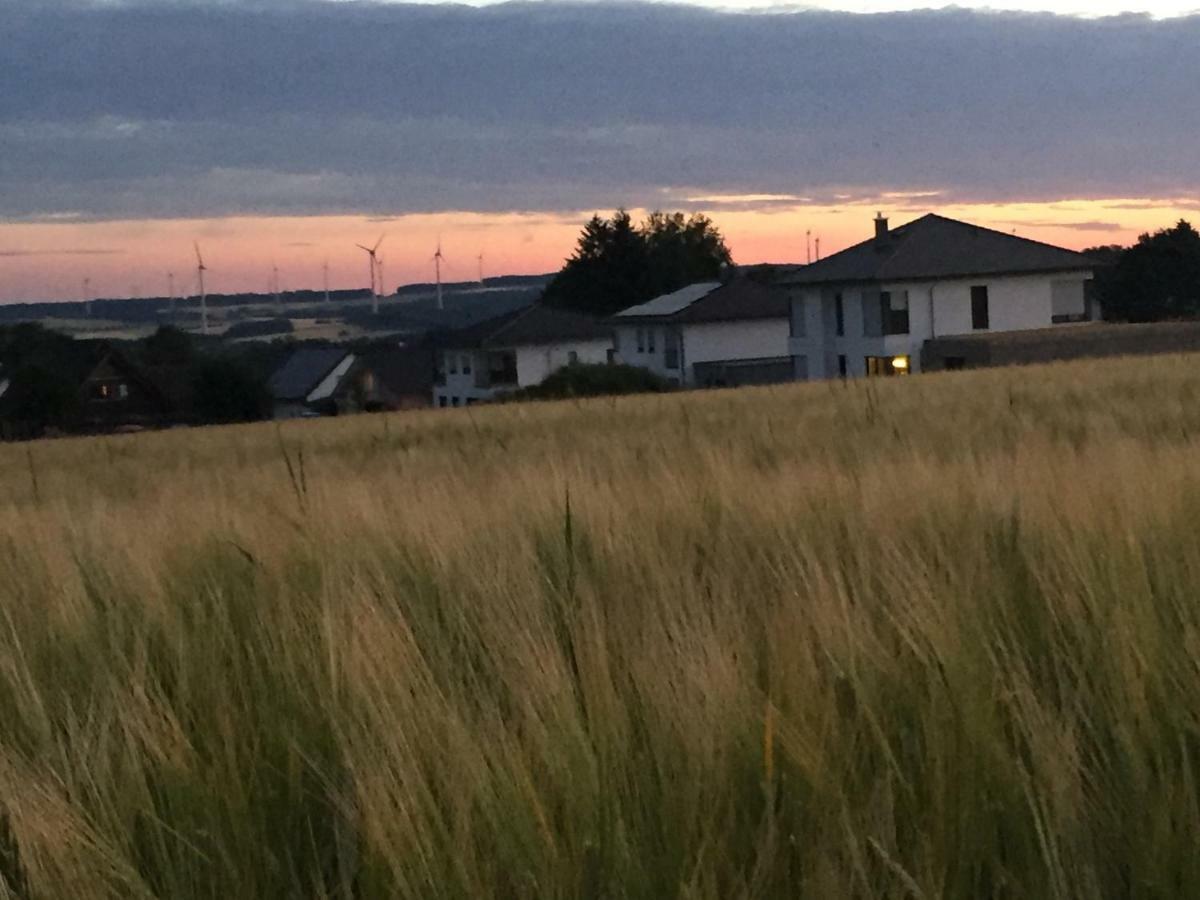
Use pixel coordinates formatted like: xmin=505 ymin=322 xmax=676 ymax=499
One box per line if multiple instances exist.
xmin=874 ymin=212 xmax=889 ymax=243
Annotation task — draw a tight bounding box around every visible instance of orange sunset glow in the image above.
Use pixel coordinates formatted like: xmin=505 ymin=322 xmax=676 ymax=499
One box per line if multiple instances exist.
xmin=2 ymin=197 xmax=1196 ymax=303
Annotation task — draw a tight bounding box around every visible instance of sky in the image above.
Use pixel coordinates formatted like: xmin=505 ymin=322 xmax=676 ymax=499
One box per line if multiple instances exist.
xmin=2 ymin=0 xmax=1198 ymax=302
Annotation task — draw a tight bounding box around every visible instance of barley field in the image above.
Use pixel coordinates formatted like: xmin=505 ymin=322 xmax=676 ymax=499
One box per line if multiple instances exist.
xmin=3 ymin=354 xmax=1200 ymax=898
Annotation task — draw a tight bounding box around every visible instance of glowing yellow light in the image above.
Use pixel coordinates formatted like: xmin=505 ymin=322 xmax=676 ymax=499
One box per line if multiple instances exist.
xmin=892 ymin=356 xmax=910 ymax=371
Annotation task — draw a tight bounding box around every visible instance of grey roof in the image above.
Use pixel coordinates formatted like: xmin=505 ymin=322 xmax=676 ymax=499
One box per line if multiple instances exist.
xmin=442 ymin=304 xmax=610 ymax=349
xmin=613 ymin=278 xmax=789 ymax=324
xmin=615 ymin=282 xmax=721 ymax=318
xmin=778 ymin=214 xmax=1095 ymax=286
xmin=268 ymin=348 xmax=350 ymax=401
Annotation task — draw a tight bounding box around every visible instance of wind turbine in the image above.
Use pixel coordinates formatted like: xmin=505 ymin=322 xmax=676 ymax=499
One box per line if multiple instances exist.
xmin=322 ymin=260 xmax=330 ymax=305
xmin=434 ymin=240 xmax=445 ymax=311
xmin=356 ymin=235 xmax=384 ymax=315
xmin=376 ymin=256 xmax=386 ymax=302
xmin=194 ymin=242 xmax=209 ymax=335
xmin=477 ymin=252 xmax=484 ymax=286
xmin=272 ymin=263 xmax=282 ymax=314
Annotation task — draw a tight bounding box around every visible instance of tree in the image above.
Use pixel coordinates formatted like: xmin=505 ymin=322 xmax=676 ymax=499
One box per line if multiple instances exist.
xmin=1096 ymin=221 xmax=1200 ymax=322
xmin=542 ymin=210 xmax=733 ymax=315
xmin=191 ymin=356 xmax=271 ymax=423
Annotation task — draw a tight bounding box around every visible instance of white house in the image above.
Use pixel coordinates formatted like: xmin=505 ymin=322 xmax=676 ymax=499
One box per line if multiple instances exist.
xmin=434 ymin=304 xmax=612 ymax=407
xmin=612 ymin=279 xmax=792 ymax=387
xmin=780 ymin=213 xmax=1097 ymax=378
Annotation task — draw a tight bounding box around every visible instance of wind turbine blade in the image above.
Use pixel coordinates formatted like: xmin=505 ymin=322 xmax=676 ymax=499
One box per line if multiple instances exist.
xmin=194 ymin=242 xmax=205 ymax=267
xmin=373 ymin=234 xmax=386 ymax=253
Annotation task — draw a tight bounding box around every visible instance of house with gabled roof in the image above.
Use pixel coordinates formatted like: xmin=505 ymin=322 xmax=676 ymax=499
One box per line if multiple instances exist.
xmin=433 ymin=304 xmax=612 ymax=407
xmin=0 ymin=339 xmax=171 ymax=439
xmin=778 ymin=213 xmax=1096 ymax=378
xmin=611 ymin=277 xmax=792 ymax=388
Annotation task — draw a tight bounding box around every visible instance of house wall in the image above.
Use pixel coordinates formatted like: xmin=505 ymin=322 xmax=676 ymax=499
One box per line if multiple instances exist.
xmin=515 ymin=338 xmax=612 ymax=387
xmin=787 ymin=269 xmax=1093 ymax=378
xmin=614 ymin=324 xmax=681 ymax=383
xmin=434 ymin=350 xmax=496 ymax=407
xmin=434 ymin=338 xmax=612 ymax=407
xmin=617 ymin=319 xmax=789 ymax=387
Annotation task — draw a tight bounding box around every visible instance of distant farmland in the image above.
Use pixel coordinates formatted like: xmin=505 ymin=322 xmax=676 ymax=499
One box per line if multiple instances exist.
xmin=3 ymin=354 xmax=1200 ymax=897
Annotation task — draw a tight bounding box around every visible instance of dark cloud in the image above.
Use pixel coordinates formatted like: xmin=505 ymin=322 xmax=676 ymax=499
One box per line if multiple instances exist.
xmin=2 ymin=0 xmax=1198 ymax=220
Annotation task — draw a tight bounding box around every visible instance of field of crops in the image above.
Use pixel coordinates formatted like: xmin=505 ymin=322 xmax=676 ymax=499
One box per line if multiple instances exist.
xmin=3 ymin=354 xmax=1200 ymax=898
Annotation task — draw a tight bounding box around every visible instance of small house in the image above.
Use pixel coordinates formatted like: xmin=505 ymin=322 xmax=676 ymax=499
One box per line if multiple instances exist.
xmin=434 ymin=305 xmax=612 ymax=407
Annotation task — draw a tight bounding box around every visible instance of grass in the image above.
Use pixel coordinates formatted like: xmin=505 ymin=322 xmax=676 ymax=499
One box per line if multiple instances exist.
xmin=3 ymin=353 xmax=1200 ymax=897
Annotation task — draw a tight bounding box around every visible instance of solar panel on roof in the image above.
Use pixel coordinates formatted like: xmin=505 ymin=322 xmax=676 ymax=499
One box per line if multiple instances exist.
xmin=614 ymin=282 xmax=722 ymax=317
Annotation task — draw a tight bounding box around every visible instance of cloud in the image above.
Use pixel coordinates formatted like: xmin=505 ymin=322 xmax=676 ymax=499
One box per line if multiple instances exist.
xmin=2 ymin=0 xmax=1199 ymax=221
xmin=0 ymin=249 xmax=124 ymax=257
xmin=997 ymin=219 xmax=1125 ymax=232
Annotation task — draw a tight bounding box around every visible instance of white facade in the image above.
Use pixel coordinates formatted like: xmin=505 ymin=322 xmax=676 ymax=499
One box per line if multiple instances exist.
xmin=787 ymin=270 xmax=1094 ymax=379
xmin=433 ymin=338 xmax=612 ymax=407
xmin=515 ymin=339 xmax=612 ymax=387
xmin=614 ymin=318 xmax=790 ymax=387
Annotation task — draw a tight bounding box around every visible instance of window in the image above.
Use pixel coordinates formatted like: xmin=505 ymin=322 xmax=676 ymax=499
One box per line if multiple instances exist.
xmin=882 ymin=290 xmax=909 ymax=335
xmin=971 ymin=286 xmax=989 ymax=330
xmin=647 ymin=328 xmax=656 ymax=354
xmin=664 ymin=331 xmax=679 ymax=369
xmin=448 ymin=353 xmax=458 ymax=375
xmin=865 ymin=355 xmax=910 ymax=377
xmin=944 ymin=357 xmax=966 ymax=371
xmin=636 ymin=328 xmax=645 ymax=353
xmin=790 ymin=297 xmax=806 ymax=338
xmin=838 ymin=354 xmax=847 ymax=377
xmin=461 ymin=354 xmax=472 ymax=375
xmin=835 ymin=293 xmax=844 ymax=336
xmin=568 ymin=350 xmax=579 ymax=365
xmin=438 ymin=396 xmax=448 ymax=408
xmin=451 ymin=396 xmax=461 ymax=407
xmin=1051 ymin=280 xmax=1087 ymax=323
xmin=118 ymin=383 xmax=129 ymax=399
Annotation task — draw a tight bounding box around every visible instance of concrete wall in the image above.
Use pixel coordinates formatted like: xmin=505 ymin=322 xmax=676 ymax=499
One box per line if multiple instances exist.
xmin=923 ymin=321 xmax=1200 ymax=372
xmin=788 ymin=269 xmax=1093 ymax=377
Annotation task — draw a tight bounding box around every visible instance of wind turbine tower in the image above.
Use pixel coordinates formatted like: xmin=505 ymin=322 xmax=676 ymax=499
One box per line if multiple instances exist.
xmin=272 ymin=264 xmax=282 ymax=314
xmin=477 ymin=252 xmax=485 ymax=286
xmin=194 ymin=242 xmax=210 ymax=335
xmin=356 ymin=235 xmax=384 ymax=315
xmin=434 ymin=240 xmax=445 ymax=311
xmin=377 ymin=256 xmax=386 ymax=303
xmin=322 ymin=260 xmax=330 ymax=305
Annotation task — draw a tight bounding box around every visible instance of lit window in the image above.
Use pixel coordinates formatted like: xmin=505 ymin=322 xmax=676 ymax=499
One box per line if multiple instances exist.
xmin=118 ymin=383 xmax=129 ymax=399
